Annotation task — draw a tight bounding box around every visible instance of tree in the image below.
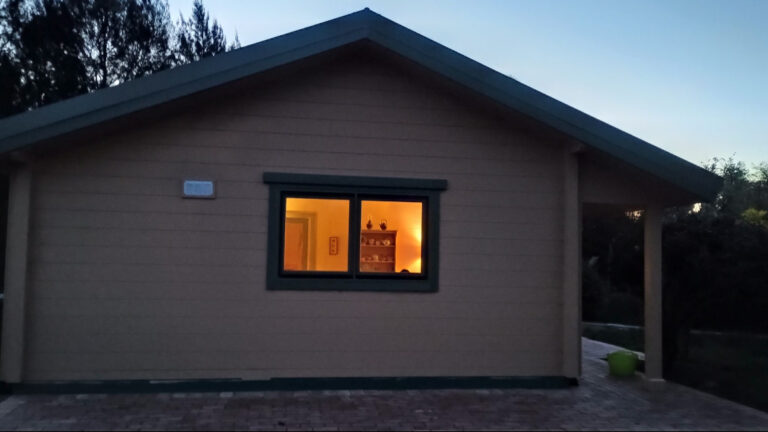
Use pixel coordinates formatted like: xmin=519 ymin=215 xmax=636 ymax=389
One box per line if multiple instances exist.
xmin=662 ymin=210 xmax=768 ymax=361
xmin=119 ymin=0 xmax=174 ymax=80
xmin=0 ymin=0 xmax=237 ymax=117
xmin=582 ymin=211 xmax=644 ymax=325
xmin=702 ymin=156 xmax=754 ymax=216
xmin=742 ymin=208 xmax=768 ymax=229
xmin=10 ymin=0 xmax=88 ymax=110
xmin=750 ymin=162 xmax=768 ymax=211
xmin=0 ymin=0 xmax=22 ymax=114
xmin=175 ymin=0 xmax=228 ymax=64
xmin=81 ymin=0 xmax=174 ymax=89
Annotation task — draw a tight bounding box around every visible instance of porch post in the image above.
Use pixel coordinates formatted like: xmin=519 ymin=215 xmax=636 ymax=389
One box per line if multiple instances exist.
xmin=1 ymin=164 xmax=32 ymax=383
xmin=644 ymin=204 xmax=664 ymax=387
xmin=562 ymin=149 xmax=581 ymax=379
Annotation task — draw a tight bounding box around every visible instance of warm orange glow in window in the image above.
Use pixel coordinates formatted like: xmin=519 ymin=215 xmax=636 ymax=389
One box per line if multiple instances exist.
xmin=283 ymin=197 xmax=349 ymax=272
xmin=360 ymin=200 xmax=423 ymax=274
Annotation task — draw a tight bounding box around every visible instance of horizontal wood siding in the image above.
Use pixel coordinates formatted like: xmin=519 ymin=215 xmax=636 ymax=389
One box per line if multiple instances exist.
xmin=25 ymin=53 xmax=565 ymax=380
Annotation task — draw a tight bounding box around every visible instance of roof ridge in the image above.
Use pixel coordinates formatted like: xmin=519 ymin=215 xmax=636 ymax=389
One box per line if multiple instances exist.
xmin=0 ymin=8 xmax=721 ymax=200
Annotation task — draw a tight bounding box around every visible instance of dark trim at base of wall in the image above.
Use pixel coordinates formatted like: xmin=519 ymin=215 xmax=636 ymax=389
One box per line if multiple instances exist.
xmin=4 ymin=376 xmax=578 ymax=395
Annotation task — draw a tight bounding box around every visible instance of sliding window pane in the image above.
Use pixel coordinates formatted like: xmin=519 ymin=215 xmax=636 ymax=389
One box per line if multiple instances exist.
xmin=360 ymin=200 xmax=423 ymax=274
xmin=283 ymin=197 xmax=349 ymax=272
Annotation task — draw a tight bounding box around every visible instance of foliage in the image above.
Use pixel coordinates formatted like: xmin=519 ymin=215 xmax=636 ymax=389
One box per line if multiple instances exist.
xmin=1 ymin=0 xmax=88 ymax=112
xmin=582 ymin=322 xmax=644 ymax=353
xmin=582 ymin=211 xmax=644 ymax=326
xmin=582 ymin=259 xmax=609 ymax=323
xmin=662 ymin=209 xmax=768 ymax=362
xmin=80 ymin=0 xmax=175 ymax=89
xmin=742 ymin=208 xmax=768 ymax=229
xmin=0 ymin=0 xmax=237 ymax=117
xmin=175 ymin=0 xmax=238 ymax=64
xmin=703 ymin=156 xmax=768 ymax=216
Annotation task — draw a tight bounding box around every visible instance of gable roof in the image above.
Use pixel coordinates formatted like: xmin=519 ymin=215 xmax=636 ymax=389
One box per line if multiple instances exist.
xmin=0 ymin=8 xmax=721 ymax=201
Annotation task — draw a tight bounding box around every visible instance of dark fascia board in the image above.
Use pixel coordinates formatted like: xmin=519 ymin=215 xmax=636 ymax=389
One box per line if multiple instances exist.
xmin=0 ymin=8 xmax=721 ymax=201
xmin=263 ymin=172 xmax=448 ymax=191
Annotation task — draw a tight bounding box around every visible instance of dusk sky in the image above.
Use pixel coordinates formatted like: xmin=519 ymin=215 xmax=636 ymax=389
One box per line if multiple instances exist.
xmin=168 ymin=0 xmax=767 ymax=168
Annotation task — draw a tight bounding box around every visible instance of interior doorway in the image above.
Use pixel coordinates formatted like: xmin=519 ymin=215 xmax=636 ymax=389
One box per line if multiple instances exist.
xmin=284 ymin=217 xmax=310 ymax=271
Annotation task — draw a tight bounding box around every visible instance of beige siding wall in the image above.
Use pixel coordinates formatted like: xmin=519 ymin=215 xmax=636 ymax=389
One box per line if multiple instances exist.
xmin=24 ymin=54 xmax=566 ymax=380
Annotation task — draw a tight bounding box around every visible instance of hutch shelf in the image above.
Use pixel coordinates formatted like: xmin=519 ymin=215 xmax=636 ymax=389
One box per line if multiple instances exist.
xmin=360 ymin=230 xmax=397 ymax=272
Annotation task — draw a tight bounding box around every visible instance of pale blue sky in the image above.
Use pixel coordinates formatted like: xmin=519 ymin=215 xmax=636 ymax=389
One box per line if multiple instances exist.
xmin=168 ymin=0 xmax=768 ymax=166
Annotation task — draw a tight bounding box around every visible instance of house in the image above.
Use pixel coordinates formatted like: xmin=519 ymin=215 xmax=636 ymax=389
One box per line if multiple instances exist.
xmin=0 ymin=9 xmax=720 ymax=390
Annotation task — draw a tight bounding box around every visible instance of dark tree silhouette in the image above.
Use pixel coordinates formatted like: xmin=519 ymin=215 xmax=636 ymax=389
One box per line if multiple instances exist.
xmin=81 ymin=0 xmax=175 ymax=89
xmin=175 ymin=0 xmax=233 ymax=64
xmin=0 ymin=0 xmax=238 ymax=117
xmin=1 ymin=0 xmax=88 ymax=114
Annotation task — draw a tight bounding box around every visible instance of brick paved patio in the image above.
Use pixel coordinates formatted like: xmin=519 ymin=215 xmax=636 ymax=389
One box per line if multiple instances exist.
xmin=0 ymin=338 xmax=766 ymax=431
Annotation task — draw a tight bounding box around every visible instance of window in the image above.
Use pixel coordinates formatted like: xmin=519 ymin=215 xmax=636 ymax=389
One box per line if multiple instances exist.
xmin=264 ymin=173 xmax=447 ymax=292
xmin=359 ymin=199 xmax=423 ymax=274
xmin=283 ymin=197 xmax=350 ymax=273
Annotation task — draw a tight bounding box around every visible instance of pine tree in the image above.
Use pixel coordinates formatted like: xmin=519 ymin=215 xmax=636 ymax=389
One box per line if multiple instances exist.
xmin=81 ymin=0 xmax=174 ymax=89
xmin=7 ymin=0 xmax=88 ymax=110
xmin=176 ymin=0 xmax=227 ymax=63
xmin=0 ymin=0 xmax=24 ymax=115
xmin=0 ymin=0 xmax=237 ymax=117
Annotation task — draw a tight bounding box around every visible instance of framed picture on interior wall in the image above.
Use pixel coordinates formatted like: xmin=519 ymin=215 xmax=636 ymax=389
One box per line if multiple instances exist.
xmin=329 ymin=236 xmax=339 ymax=255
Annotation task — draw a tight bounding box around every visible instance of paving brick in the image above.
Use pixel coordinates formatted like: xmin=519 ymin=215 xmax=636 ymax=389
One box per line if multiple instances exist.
xmin=0 ymin=339 xmax=766 ymax=430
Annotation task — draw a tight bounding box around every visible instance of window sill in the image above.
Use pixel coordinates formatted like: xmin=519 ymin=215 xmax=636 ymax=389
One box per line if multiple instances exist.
xmin=267 ymin=277 xmax=436 ymax=293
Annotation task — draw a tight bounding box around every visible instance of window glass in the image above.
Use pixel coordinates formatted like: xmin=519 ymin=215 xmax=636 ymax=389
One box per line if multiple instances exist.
xmin=283 ymin=197 xmax=349 ymax=272
xmin=359 ymin=200 xmax=423 ymax=274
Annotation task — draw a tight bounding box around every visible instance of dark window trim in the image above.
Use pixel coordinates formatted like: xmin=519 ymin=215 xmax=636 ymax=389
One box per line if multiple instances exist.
xmin=264 ymin=172 xmax=448 ymax=191
xmin=265 ymin=173 xmax=445 ymax=293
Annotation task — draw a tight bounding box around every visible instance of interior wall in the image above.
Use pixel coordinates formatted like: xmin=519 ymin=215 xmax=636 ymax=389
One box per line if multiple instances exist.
xmin=285 ymin=198 xmax=349 ymax=271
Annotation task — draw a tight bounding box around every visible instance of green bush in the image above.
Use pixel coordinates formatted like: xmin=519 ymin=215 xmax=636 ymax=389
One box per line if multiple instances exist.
xmin=582 ymin=323 xmax=644 ymax=352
